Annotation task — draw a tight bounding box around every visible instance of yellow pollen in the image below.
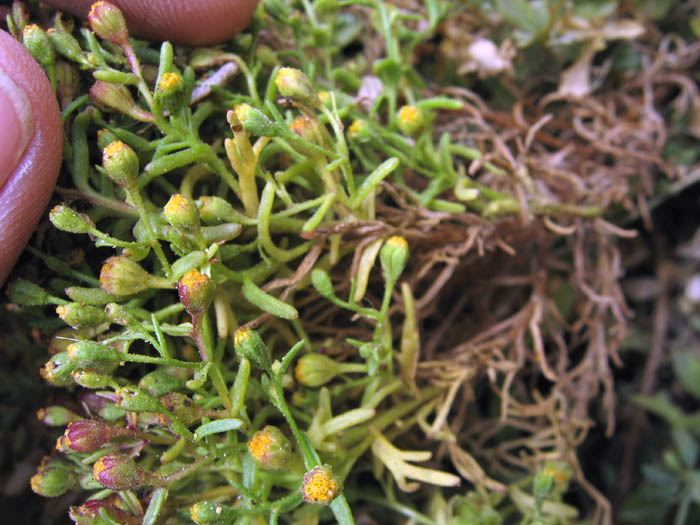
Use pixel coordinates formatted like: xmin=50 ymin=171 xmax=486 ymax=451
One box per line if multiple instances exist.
xmin=23 ymin=24 xmax=40 ymax=37
xmin=348 ymin=120 xmax=363 ymax=137
xmin=89 ymin=1 xmax=107 ymax=18
xmin=56 ymin=306 xmax=67 ymax=319
xmin=398 ymin=105 xmax=419 ymax=124
xmin=234 ymin=104 xmax=249 ymax=122
xmin=93 ymin=457 xmax=108 ymax=479
xmin=302 ymin=466 xmax=340 ymax=504
xmin=165 ymin=194 xmax=188 ymax=214
xmin=247 ymin=431 xmax=272 ymax=461
xmin=386 ymin=235 xmax=408 ymax=248
xmin=181 ymin=269 xmax=206 ymax=288
xmin=318 ymin=91 xmax=330 ymax=103
xmin=103 ymin=140 xmax=127 ymax=158
xmin=290 ymin=116 xmax=310 ymax=134
xmin=275 ymin=68 xmax=295 ymax=88
xmin=234 ymin=328 xmax=251 ymax=347
xmin=159 ymin=72 xmax=182 ymax=91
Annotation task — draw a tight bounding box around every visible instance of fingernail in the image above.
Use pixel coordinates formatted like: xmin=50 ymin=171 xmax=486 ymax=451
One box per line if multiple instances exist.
xmin=0 ymin=64 xmax=34 ymax=189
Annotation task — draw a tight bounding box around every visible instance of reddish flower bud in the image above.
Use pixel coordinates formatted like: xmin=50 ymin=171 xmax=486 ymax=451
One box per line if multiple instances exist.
xmin=69 ymin=499 xmax=140 ymax=525
xmin=90 ymin=81 xmax=153 ymax=122
xmin=178 ymin=269 xmax=215 ymax=316
xmin=100 ymin=256 xmax=172 ymax=296
xmin=275 ymin=67 xmax=320 ymax=107
xmin=88 ymin=1 xmax=129 ymax=47
xmin=93 ymin=453 xmax=159 ymax=490
xmin=63 ymin=420 xmax=133 ymax=453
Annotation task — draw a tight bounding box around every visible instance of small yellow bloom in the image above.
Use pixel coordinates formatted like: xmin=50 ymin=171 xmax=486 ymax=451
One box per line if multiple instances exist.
xmin=158 ymin=72 xmax=182 ymax=91
xmin=301 ymin=464 xmax=342 ymax=504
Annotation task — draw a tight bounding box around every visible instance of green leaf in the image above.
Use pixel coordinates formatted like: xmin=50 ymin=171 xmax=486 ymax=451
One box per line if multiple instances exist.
xmin=142 ymin=487 xmax=168 ymax=525
xmin=672 ymin=428 xmax=699 ymax=468
xmin=194 ymin=418 xmax=244 ymax=440
xmin=242 ymin=276 xmax=298 ymax=320
xmin=495 ymin=0 xmax=548 ymax=35
xmin=672 ymin=351 xmax=700 ymax=399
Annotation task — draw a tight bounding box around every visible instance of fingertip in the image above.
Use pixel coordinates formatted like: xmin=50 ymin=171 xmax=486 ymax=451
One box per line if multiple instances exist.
xmin=0 ymin=31 xmax=62 ymax=286
xmin=44 ymin=0 xmax=259 ymax=45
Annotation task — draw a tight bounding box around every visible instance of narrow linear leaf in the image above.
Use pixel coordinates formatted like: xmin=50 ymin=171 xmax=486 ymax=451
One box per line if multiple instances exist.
xmin=194 ymin=418 xmax=244 ymax=440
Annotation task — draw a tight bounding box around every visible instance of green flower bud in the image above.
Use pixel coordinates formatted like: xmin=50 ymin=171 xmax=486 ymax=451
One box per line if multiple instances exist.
xmin=65 ymin=285 xmax=119 ymax=305
xmin=40 ymin=352 xmax=80 ymax=387
xmin=233 ymin=327 xmax=270 ymax=369
xmin=67 ymin=340 xmax=121 ymax=367
xmin=90 ymin=81 xmax=153 ymax=122
xmin=289 ymin=115 xmax=331 ymax=155
xmin=56 ymin=303 xmax=109 ymax=329
xmin=347 ymin=119 xmax=371 ymax=142
xmin=71 ymin=369 xmax=113 ymax=389
xmin=190 ymin=501 xmax=238 ymax=524
xmin=139 ymin=370 xmax=187 ymax=397
xmin=93 ymin=453 xmax=159 ymax=491
xmin=229 ymin=104 xmax=277 ymax=137
xmin=311 ymin=269 xmax=334 ymax=298
xmin=198 ymin=196 xmax=239 ymax=224
xmin=295 ymin=354 xmax=341 ymax=387
xmin=115 ymin=386 xmax=165 ymax=414
xmin=380 ymin=236 xmax=409 ymax=284
xmin=178 ymin=269 xmax=215 ymax=316
xmin=156 ymin=71 xmax=186 ymax=114
xmin=158 ymin=392 xmax=204 ymax=427
xmin=247 ymin=426 xmax=293 ymax=470
xmin=275 ymin=67 xmax=320 ymax=107
xmin=63 ymin=420 xmax=133 ymax=453
xmin=99 ymin=256 xmax=173 ymax=296
xmin=97 ymin=128 xmax=119 ymax=151
xmin=396 ymin=105 xmax=426 ymax=138
xmin=23 ymin=24 xmax=55 ymax=70
xmin=533 ymin=466 xmax=556 ymax=502
xmin=6 ymin=278 xmax=49 ymax=306
xmin=47 ymin=29 xmax=84 ymax=63
xmin=31 ymin=456 xmax=77 ymax=497
xmin=49 ymin=204 xmax=93 ymax=234
xmin=102 ymin=140 xmax=139 ymax=187
xmin=37 ymin=406 xmax=82 ymax=427
xmin=88 ymin=1 xmax=129 ymax=47
xmin=164 ymin=194 xmax=200 ymax=230
xmin=301 ymin=464 xmax=342 ymax=504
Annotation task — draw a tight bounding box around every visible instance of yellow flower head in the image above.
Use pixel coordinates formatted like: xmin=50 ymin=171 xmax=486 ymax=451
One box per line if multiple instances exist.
xmin=301 ymin=464 xmax=342 ymax=504
xmin=158 ymin=72 xmax=182 ymax=91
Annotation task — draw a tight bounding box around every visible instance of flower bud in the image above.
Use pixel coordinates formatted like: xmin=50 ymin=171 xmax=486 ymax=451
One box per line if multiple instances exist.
xmin=23 ymin=24 xmax=55 ymax=70
xmin=69 ymin=499 xmax=139 ymax=525
xmin=164 ymin=194 xmax=200 ymax=230
xmin=62 ymin=420 xmax=132 ymax=453
xmin=229 ymin=104 xmax=277 ymax=137
xmin=97 ymin=128 xmax=118 ymax=150
xmin=80 ymin=391 xmax=127 ymax=421
xmin=37 ymin=406 xmax=82 ymax=427
xmin=49 ymin=204 xmax=93 ymax=234
xmin=347 ymin=119 xmax=371 ymax=142
xmin=93 ymin=453 xmax=158 ymax=490
xmin=102 ymin=140 xmax=139 ymax=187
xmin=396 ymin=105 xmax=426 ymax=138
xmin=158 ymin=392 xmax=204 ymax=427
xmin=100 ymin=256 xmax=165 ymax=296
xmin=90 ymin=81 xmax=153 ymax=122
xmin=533 ymin=466 xmax=556 ymax=502
xmin=301 ymin=464 xmax=342 ymax=504
xmin=139 ymin=370 xmax=187 ymax=397
xmin=178 ymin=269 xmax=215 ymax=316
xmin=190 ymin=501 xmax=237 ymax=524
xmin=56 ymin=303 xmax=109 ymax=329
xmin=289 ymin=115 xmax=330 ymax=156
xmin=71 ymin=369 xmax=113 ymax=389
xmin=41 ymin=352 xmax=80 ymax=387
xmin=198 ymin=196 xmax=239 ymax=224
xmin=6 ymin=278 xmax=49 ymax=306
xmin=295 ymin=354 xmax=341 ymax=387
xmin=88 ymin=1 xmax=129 ymax=47
xmin=380 ymin=236 xmax=409 ymax=284
xmin=115 ymin=386 xmax=165 ymax=414
xmin=233 ymin=327 xmax=270 ymax=369
xmin=247 ymin=426 xmax=293 ymax=470
xmin=275 ymin=67 xmax=320 ymax=107
xmin=156 ymin=72 xmax=186 ymax=114
xmin=31 ymin=456 xmax=77 ymax=497
xmin=67 ymin=340 xmax=121 ymax=367
xmin=47 ymin=29 xmax=84 ymax=63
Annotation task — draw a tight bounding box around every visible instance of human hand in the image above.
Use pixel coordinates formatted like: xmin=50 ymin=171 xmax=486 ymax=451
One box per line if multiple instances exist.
xmin=0 ymin=0 xmax=258 ymax=285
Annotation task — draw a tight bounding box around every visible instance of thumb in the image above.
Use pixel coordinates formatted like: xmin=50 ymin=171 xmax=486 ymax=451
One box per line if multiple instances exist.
xmin=0 ymin=30 xmax=62 ymax=286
